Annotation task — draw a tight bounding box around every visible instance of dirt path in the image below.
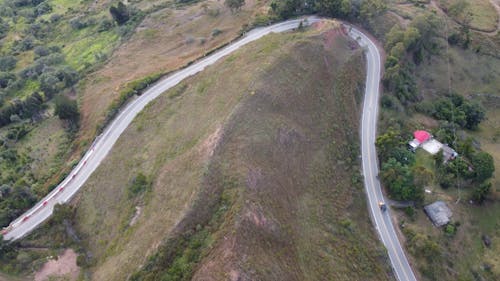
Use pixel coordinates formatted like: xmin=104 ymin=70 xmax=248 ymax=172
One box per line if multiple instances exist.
xmin=488 ymin=0 xmax=500 ymax=35
xmin=34 ymin=249 xmax=80 ymax=281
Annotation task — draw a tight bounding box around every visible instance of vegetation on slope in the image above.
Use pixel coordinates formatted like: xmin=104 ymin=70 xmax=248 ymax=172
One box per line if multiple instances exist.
xmin=367 ymin=1 xmax=500 ymax=280
xmin=128 ymin=24 xmax=393 ymax=281
xmin=10 ymin=23 xmax=394 ymax=281
xmin=0 ymin=0 xmax=267 ymax=246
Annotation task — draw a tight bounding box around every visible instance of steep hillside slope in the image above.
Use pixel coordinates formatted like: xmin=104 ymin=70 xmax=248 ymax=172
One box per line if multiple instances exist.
xmin=104 ymin=23 xmax=391 ymax=280
xmin=24 ymin=22 xmax=393 ymax=280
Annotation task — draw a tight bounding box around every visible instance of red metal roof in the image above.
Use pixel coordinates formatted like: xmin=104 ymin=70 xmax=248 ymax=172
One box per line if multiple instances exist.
xmin=414 ymin=130 xmax=431 ymax=143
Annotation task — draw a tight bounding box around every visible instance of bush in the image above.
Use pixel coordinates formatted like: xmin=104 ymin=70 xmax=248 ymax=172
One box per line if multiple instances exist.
xmin=444 ymin=222 xmax=459 ymax=237
xmin=69 ymin=16 xmax=89 ymax=30
xmin=0 ymin=56 xmax=17 ymax=72
xmin=33 ymin=46 xmax=50 ymax=58
xmin=211 ymin=28 xmax=222 ymax=37
xmin=472 ymin=182 xmax=491 ymax=204
xmin=127 ymin=173 xmax=150 ymax=197
xmin=54 ymin=95 xmax=79 ymax=124
xmin=50 ymin=13 xmax=61 ymax=23
xmin=97 ymin=18 xmax=114 ymax=32
xmin=109 ymin=2 xmax=129 ymax=25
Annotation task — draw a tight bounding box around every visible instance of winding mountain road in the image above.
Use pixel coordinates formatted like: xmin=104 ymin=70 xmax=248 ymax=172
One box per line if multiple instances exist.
xmin=3 ymin=17 xmax=416 ymax=281
xmin=347 ymin=26 xmax=417 ymax=281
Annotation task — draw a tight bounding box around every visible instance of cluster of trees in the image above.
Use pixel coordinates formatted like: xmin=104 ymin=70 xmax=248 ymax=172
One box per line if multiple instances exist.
xmin=417 ymin=93 xmax=485 ymax=130
xmin=268 ymin=0 xmax=386 ymax=24
xmin=383 ymin=13 xmax=442 ymax=105
xmin=0 ymin=18 xmax=8 ymax=40
xmin=0 ymin=123 xmax=39 ymax=228
xmin=376 ymin=130 xmax=425 ymax=202
xmin=434 ymin=139 xmax=494 ymax=204
xmin=376 ymin=119 xmax=494 ymax=203
xmin=0 ymin=0 xmax=81 ymax=128
xmin=0 ymin=92 xmax=44 ymax=126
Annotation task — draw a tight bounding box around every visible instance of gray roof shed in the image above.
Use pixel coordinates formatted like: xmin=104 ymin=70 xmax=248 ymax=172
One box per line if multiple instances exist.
xmin=424 ymin=201 xmax=452 ymax=227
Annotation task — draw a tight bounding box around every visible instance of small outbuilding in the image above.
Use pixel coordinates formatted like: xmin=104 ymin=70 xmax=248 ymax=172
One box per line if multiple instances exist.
xmin=424 ymin=201 xmax=452 ymax=227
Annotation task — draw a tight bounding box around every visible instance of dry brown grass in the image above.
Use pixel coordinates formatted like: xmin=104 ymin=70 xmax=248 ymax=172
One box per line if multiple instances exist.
xmin=72 ymin=23 xmax=394 ymax=281
xmin=188 ymin=27 xmax=392 ymax=280
xmin=77 ymin=0 xmax=267 ymax=143
xmin=73 ymin=30 xmax=302 ymax=281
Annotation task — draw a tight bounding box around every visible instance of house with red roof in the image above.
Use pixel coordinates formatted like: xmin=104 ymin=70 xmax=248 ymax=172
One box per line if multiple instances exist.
xmin=408 ymin=130 xmax=458 ymax=161
xmin=409 ymin=130 xmax=431 ymax=151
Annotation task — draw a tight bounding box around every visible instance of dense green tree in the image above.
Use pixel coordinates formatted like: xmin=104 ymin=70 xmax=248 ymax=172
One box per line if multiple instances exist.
xmin=54 ymin=95 xmax=79 ymax=124
xmin=376 ymin=129 xmax=405 ymax=162
xmin=381 ymin=158 xmax=422 ymax=201
xmin=388 ymin=146 xmax=415 ymax=165
xmin=270 ymin=0 xmax=304 ymax=19
xmin=471 ymin=152 xmax=495 ymax=182
xmin=456 ymin=137 xmax=474 ymax=158
xmin=447 ymin=157 xmax=473 ymax=179
xmin=421 ymin=93 xmax=486 ymax=130
xmin=109 ymin=2 xmax=129 ymax=25
xmin=0 ymin=18 xmax=8 ymax=40
xmin=0 ymin=72 xmax=16 ymax=89
xmin=460 ymin=102 xmax=485 ymax=130
xmin=409 ymin=13 xmax=442 ymax=62
xmin=472 ymin=181 xmax=491 ymax=204
xmin=0 ymin=56 xmax=17 ymax=72
xmin=359 ymin=0 xmax=386 ymax=25
xmin=39 ymin=72 xmax=61 ymax=96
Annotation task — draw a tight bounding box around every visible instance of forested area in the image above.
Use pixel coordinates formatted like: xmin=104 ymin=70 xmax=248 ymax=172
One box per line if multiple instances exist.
xmin=0 ymin=0 xmax=142 ymax=231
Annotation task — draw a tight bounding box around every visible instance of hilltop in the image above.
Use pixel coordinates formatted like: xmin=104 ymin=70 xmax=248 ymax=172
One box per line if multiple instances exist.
xmin=18 ymin=22 xmax=393 ymax=280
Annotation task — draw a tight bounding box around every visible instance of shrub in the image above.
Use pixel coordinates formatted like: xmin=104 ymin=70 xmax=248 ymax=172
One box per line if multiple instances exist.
xmin=33 ymin=46 xmax=50 ymax=58
xmin=444 ymin=221 xmax=459 ymax=237
xmin=127 ymin=172 xmax=150 ymax=197
xmin=97 ymin=18 xmax=114 ymax=32
xmin=54 ymin=95 xmax=79 ymax=124
xmin=472 ymin=182 xmax=491 ymax=204
xmin=0 ymin=56 xmax=17 ymax=72
xmin=109 ymin=2 xmax=129 ymax=25
xmin=211 ymin=28 xmax=222 ymax=37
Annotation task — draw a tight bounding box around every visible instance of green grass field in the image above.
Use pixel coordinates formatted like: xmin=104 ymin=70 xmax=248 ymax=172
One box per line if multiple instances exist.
xmin=438 ymin=0 xmax=499 ymax=32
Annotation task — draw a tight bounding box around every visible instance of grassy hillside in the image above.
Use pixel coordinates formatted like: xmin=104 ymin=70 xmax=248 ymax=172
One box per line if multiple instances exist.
xmin=0 ymin=0 xmax=269 ymax=241
xmin=27 ymin=22 xmax=395 ymax=281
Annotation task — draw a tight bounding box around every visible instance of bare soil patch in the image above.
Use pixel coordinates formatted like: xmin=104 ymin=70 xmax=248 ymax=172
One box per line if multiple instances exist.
xmin=34 ymin=249 xmax=79 ymax=281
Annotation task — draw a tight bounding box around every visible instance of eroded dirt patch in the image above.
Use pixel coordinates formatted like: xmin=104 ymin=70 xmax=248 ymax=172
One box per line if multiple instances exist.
xmin=34 ymin=249 xmax=80 ymax=281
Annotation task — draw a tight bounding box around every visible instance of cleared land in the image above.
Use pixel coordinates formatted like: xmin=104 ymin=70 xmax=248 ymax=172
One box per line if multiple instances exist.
xmin=53 ymin=23 xmax=396 ymax=281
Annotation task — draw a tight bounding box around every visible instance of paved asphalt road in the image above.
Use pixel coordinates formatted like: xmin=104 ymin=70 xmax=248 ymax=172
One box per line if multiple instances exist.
xmin=3 ymin=16 xmax=416 ymax=281
xmin=347 ymin=27 xmax=417 ymax=281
